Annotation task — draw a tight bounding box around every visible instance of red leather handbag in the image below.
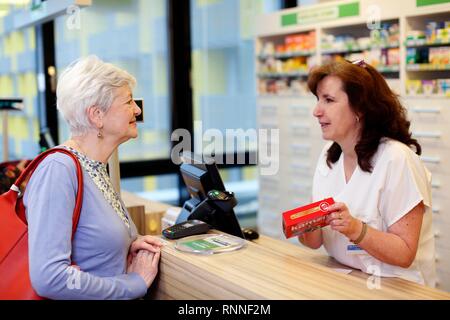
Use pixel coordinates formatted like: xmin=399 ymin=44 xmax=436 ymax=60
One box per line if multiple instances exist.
xmin=0 ymin=148 xmax=83 ymax=300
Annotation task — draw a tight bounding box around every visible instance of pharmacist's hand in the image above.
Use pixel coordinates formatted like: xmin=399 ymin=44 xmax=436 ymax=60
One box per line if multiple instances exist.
xmin=127 ymin=250 xmax=160 ymax=287
xmin=325 ymin=202 xmax=362 ymax=241
xmin=130 ymin=235 xmax=163 ymax=257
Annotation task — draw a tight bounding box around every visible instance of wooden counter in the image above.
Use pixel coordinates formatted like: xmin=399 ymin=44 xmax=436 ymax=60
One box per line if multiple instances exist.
xmin=149 ymin=233 xmax=450 ymax=300
xmin=122 ymin=191 xmax=172 ymax=235
xmin=121 ymin=192 xmax=450 ymax=299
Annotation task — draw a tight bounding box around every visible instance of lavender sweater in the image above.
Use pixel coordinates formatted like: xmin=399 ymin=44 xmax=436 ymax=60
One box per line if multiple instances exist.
xmin=24 ymin=152 xmax=148 ymax=299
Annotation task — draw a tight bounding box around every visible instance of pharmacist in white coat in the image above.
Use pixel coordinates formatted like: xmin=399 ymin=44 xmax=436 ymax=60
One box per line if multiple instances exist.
xmin=300 ymin=60 xmax=436 ymax=287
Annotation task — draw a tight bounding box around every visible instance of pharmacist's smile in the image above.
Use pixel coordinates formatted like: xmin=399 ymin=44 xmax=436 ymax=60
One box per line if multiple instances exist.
xmin=319 ymin=121 xmax=330 ymax=130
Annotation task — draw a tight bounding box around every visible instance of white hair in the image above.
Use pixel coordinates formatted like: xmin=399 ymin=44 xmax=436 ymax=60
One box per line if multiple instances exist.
xmin=56 ymin=55 xmax=137 ymax=136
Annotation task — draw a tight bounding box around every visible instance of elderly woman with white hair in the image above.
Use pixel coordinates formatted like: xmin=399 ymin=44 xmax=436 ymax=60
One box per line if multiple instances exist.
xmin=24 ymin=55 xmax=161 ymax=299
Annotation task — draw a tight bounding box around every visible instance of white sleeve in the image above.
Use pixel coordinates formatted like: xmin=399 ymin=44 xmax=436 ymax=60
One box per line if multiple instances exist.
xmin=312 ymin=142 xmax=333 ymax=202
xmin=379 ymin=150 xmax=432 ymax=227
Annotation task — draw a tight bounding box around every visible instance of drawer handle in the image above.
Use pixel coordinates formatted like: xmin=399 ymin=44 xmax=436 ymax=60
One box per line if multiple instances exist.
xmin=431 ymin=181 xmax=441 ymax=189
xmin=412 ymin=107 xmax=441 ymax=114
xmin=259 ymin=123 xmax=278 ymax=129
xmin=412 ymin=131 xmax=442 ymax=139
xmin=291 ymin=163 xmax=311 ymax=170
xmin=261 ymin=105 xmax=277 ymax=110
xmin=290 ymin=105 xmax=309 ymax=109
xmin=292 ymin=200 xmax=308 ymax=206
xmin=261 ymin=179 xmax=279 ymax=184
xmin=432 ymin=207 xmax=440 ymax=214
xmin=290 ymin=183 xmax=312 ymax=189
xmin=290 ymin=144 xmax=311 ymax=152
xmin=290 ymin=106 xmax=309 ymax=114
xmin=260 ymin=195 xmax=279 ymax=201
xmin=290 ymin=124 xmax=309 ymax=130
xmin=434 ymin=231 xmax=440 ymax=238
xmin=261 ymin=181 xmax=278 ymax=187
xmin=421 ymin=156 xmax=441 ymax=164
xmin=261 ymin=108 xmax=277 ymax=114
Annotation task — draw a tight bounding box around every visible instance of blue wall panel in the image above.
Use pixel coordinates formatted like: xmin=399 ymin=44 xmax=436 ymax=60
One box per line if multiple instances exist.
xmin=191 ymin=0 xmax=240 ymax=49
xmin=21 ymin=139 xmax=39 ymax=159
xmin=17 ymin=51 xmax=36 ymax=73
xmin=0 ymin=57 xmax=11 ymax=74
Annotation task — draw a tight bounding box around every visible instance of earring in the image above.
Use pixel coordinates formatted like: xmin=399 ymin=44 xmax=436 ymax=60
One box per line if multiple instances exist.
xmin=97 ymin=123 xmax=104 ymax=138
xmin=356 ymin=116 xmax=360 ymax=123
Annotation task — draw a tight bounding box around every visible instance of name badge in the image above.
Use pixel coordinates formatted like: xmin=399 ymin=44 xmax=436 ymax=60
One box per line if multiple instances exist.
xmin=347 ymin=244 xmax=367 ymax=255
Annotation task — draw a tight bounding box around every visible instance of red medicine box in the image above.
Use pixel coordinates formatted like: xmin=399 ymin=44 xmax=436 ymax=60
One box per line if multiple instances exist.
xmin=282 ymin=198 xmax=335 ymax=239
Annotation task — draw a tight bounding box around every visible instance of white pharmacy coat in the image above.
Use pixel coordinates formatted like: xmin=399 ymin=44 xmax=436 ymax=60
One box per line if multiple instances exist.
xmin=312 ymin=138 xmax=436 ymax=286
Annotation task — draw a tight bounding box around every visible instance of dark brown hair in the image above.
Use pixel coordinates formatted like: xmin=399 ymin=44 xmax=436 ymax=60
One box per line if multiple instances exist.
xmin=307 ymin=60 xmax=421 ymax=172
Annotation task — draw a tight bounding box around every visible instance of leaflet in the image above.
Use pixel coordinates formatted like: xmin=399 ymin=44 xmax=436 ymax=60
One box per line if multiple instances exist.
xmin=175 ymin=234 xmax=246 ymax=255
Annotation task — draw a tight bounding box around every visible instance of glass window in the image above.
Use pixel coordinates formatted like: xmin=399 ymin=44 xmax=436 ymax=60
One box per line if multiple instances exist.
xmin=298 ymin=0 xmax=318 ymax=6
xmin=220 ymin=166 xmax=258 ymax=228
xmin=190 ymin=0 xmax=279 ymax=224
xmin=121 ymin=173 xmax=179 ymax=206
xmin=122 ymin=167 xmax=258 ymax=227
xmin=191 ymin=0 xmax=281 ymax=155
xmin=0 ymin=26 xmax=39 ymax=161
xmin=54 ymin=0 xmax=170 ymax=161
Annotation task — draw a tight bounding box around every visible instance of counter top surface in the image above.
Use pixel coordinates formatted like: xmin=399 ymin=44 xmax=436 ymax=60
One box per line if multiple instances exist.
xmin=150 ymin=232 xmax=450 ymax=300
xmin=120 ymin=193 xmax=449 ymax=299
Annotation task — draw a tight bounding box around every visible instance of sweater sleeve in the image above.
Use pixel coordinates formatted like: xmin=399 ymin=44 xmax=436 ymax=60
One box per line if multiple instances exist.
xmin=24 ymin=156 xmax=148 ymax=300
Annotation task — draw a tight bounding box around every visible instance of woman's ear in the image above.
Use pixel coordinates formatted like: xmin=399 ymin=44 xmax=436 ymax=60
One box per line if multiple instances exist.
xmin=87 ymin=105 xmax=104 ymax=129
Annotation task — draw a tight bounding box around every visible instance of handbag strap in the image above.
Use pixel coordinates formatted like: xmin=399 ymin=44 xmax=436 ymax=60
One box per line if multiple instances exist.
xmin=11 ymin=148 xmax=83 ymax=240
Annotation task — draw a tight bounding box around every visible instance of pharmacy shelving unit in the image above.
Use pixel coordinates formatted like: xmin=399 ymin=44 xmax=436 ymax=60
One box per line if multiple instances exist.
xmin=403 ymin=10 xmax=450 ymax=292
xmin=255 ymin=0 xmax=450 ymax=291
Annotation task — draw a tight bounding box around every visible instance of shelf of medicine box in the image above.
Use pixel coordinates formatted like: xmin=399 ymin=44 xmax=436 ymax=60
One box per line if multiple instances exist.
xmin=258 ymin=93 xmax=313 ymax=98
xmin=405 ymin=94 xmax=450 ymax=99
xmin=376 ymin=65 xmax=400 ymax=73
xmin=404 ymin=39 xmax=450 ymax=48
xmin=258 ymin=50 xmax=316 ymax=60
xmin=320 ymin=43 xmax=399 ymax=55
xmin=257 ymin=70 xmax=309 ymax=78
xmin=406 ymin=64 xmax=450 ymax=71
xmin=322 ymin=57 xmax=399 ymax=74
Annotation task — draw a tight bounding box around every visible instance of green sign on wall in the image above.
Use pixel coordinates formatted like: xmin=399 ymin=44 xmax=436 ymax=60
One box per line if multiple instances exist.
xmin=417 ymin=0 xmax=450 ymax=7
xmin=281 ymin=1 xmax=360 ymax=27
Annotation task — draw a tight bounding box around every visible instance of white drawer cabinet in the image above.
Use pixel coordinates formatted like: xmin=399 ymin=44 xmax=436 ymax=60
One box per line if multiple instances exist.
xmin=433 ymin=224 xmax=450 ymax=251
xmin=405 ymin=97 xmax=450 ymax=291
xmin=436 ymin=269 xmax=450 ymax=292
xmin=257 ymin=96 xmax=321 ymax=241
